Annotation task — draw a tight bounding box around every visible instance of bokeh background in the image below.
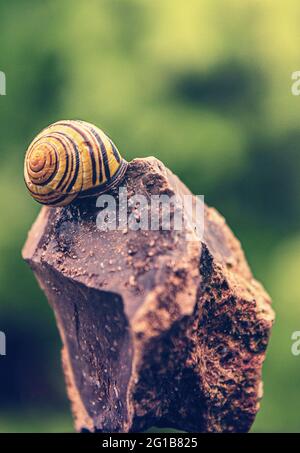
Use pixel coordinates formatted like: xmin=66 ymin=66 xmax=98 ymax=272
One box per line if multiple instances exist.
xmin=0 ymin=0 xmax=299 ymax=432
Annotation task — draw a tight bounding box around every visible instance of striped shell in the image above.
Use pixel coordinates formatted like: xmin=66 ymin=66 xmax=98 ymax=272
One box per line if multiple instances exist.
xmin=24 ymin=120 xmax=128 ymax=206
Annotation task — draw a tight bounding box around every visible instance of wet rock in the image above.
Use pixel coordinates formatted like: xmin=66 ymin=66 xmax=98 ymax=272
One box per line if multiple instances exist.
xmin=22 ymin=157 xmax=274 ymax=433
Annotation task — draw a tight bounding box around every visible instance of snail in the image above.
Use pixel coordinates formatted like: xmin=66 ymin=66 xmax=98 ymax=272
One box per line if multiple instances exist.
xmin=24 ymin=120 xmax=128 ymax=207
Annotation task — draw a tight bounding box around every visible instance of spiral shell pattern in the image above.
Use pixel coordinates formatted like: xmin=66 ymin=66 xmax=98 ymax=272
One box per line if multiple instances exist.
xmin=24 ymin=120 xmax=128 ymax=206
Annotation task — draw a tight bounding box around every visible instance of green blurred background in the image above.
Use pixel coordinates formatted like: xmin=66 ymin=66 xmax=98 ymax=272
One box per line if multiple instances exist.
xmin=0 ymin=0 xmax=299 ymax=432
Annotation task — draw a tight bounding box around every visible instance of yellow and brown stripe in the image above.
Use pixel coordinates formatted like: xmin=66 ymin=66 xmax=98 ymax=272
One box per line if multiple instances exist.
xmin=24 ymin=120 xmax=128 ymax=207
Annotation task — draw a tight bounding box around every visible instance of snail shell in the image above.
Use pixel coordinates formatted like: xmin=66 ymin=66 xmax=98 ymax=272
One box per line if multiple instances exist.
xmin=24 ymin=120 xmax=128 ymax=207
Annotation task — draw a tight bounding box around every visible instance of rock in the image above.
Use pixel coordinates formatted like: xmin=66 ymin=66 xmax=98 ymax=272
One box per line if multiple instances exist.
xmin=22 ymin=157 xmax=274 ymax=433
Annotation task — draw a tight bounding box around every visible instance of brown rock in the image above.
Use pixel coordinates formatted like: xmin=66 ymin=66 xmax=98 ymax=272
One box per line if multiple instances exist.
xmin=22 ymin=157 xmax=274 ymax=433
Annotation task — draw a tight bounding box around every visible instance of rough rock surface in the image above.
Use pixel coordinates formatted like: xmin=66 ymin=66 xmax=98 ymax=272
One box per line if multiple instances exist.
xmin=22 ymin=157 xmax=274 ymax=433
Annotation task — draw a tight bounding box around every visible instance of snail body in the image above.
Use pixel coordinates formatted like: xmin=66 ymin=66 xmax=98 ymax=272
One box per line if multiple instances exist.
xmin=24 ymin=120 xmax=128 ymax=206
